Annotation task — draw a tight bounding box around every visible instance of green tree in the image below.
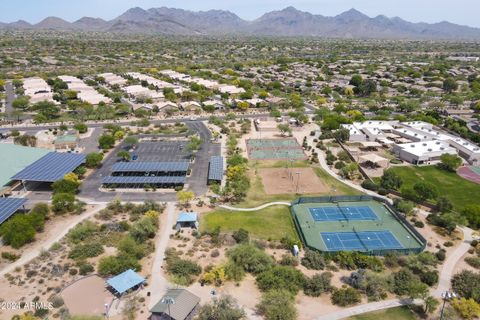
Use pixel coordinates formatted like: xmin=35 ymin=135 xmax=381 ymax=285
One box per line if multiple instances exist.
xmin=349 ymin=74 xmax=363 ymax=87
xmin=74 ymin=122 xmax=88 ymax=133
xmin=98 ymin=134 xmax=115 ymax=150
xmin=52 ymin=193 xmax=76 ymax=214
xmin=187 ymin=136 xmax=203 ymax=153
xmin=277 ymin=123 xmax=292 ymax=136
xmin=461 ymin=205 xmax=480 ymax=229
xmin=413 ymin=182 xmax=438 ymax=201
xmin=436 ymin=196 xmax=453 ymax=213
xmin=85 ymin=152 xmax=103 ymax=168
xmin=227 ymin=244 xmax=273 ymax=275
xmin=0 ymin=215 xmax=36 ymax=248
xmin=117 ymin=150 xmax=131 ymax=162
xmin=176 ymin=190 xmax=195 ymax=205
xmin=380 ymin=169 xmax=402 ymax=190
xmin=12 ymin=96 xmax=29 ymax=110
xmin=124 ymin=136 xmax=139 ymax=148
xmin=443 ymin=78 xmax=458 ymax=93
xmin=52 ymin=178 xmax=80 ymax=194
xmin=451 ymin=270 xmax=480 ymax=302
xmin=439 ymin=154 xmax=463 ymax=172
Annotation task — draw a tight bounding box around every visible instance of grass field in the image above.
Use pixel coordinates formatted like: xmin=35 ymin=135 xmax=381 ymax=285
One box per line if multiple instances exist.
xmin=347 ymin=306 xmax=417 ymax=320
xmin=200 ymin=205 xmax=299 ymax=241
xmin=390 ymin=166 xmax=480 ymax=211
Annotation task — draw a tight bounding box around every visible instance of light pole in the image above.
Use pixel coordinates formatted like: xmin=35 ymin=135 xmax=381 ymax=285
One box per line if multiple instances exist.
xmin=161 ymin=296 xmax=175 ymax=318
xmin=440 ymin=291 xmax=457 ymax=320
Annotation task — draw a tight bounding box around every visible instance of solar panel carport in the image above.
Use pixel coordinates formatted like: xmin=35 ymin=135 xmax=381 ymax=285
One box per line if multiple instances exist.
xmin=11 ymin=152 xmax=86 ymax=182
xmin=208 ymin=156 xmax=223 ymax=183
xmin=0 ymin=197 xmax=27 ymax=225
xmin=111 ymin=162 xmax=189 ymax=175
xmin=102 ymin=175 xmax=186 ymax=188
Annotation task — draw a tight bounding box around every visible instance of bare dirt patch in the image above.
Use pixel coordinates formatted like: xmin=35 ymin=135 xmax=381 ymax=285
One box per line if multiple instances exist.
xmin=259 ymin=167 xmax=327 ymax=194
xmin=61 ymin=275 xmax=114 ymax=316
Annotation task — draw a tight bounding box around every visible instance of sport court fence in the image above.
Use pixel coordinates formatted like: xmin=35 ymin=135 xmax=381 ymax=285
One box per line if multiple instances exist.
xmin=291 ymin=195 xmax=427 ymax=255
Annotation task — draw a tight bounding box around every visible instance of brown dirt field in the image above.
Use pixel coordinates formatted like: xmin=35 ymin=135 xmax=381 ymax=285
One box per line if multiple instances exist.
xmin=259 ymin=167 xmax=327 ymax=194
xmin=61 ymin=275 xmax=114 ymax=316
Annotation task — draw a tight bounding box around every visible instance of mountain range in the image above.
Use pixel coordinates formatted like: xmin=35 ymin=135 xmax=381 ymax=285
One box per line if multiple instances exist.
xmin=1 ymin=6 xmax=480 ymax=40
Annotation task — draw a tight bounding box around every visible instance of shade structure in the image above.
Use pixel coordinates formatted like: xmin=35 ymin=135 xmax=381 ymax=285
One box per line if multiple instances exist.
xmin=11 ymin=152 xmax=85 ymax=182
xmin=102 ymin=176 xmax=186 ymax=185
xmin=106 ymin=269 xmax=145 ymax=295
xmin=208 ymin=156 xmax=223 ymax=181
xmin=111 ymin=162 xmax=189 ymax=173
xmin=0 ymin=197 xmax=27 ymax=225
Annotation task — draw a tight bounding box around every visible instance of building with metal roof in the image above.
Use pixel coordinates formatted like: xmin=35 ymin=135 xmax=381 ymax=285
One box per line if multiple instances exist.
xmin=0 ymin=198 xmax=27 ymax=225
xmin=0 ymin=144 xmax=51 ymax=194
xmin=150 ymin=289 xmax=200 ymax=320
xmin=106 ymin=269 xmax=145 ymax=296
xmin=11 ymin=152 xmax=86 ymax=183
xmin=207 ymin=156 xmax=223 ymax=184
xmin=176 ymin=212 xmax=198 ymax=229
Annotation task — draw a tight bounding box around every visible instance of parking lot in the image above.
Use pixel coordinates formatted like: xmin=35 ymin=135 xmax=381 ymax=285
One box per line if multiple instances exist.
xmin=79 ymin=121 xmax=220 ymax=202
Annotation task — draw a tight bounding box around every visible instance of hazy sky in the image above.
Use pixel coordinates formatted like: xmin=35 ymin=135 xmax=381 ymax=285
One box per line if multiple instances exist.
xmin=2 ymin=0 xmax=479 ymax=28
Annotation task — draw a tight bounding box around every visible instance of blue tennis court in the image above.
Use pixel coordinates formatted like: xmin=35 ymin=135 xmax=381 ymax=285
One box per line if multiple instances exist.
xmin=310 ymin=206 xmax=378 ymax=221
xmin=321 ymin=230 xmax=404 ymax=251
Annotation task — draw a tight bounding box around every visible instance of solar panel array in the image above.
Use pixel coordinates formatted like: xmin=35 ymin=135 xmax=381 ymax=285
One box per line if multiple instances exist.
xmin=111 ymin=162 xmax=189 ymax=173
xmin=103 ymin=176 xmax=186 ymax=184
xmin=208 ymin=156 xmax=224 ymax=181
xmin=11 ymin=152 xmax=86 ymax=182
xmin=0 ymin=198 xmax=27 ymax=225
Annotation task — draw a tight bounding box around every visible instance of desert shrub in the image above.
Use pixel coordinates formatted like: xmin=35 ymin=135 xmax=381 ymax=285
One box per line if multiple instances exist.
xmin=232 ymin=228 xmax=250 ymax=244
xmin=68 ymin=221 xmax=98 ymax=244
xmin=98 ymin=254 xmax=141 ymax=276
xmin=278 ymin=254 xmax=299 ymax=267
xmin=197 ymin=295 xmax=246 ymax=320
xmin=165 ymin=248 xmax=201 ymax=285
xmin=301 ymin=249 xmax=326 ymax=270
xmin=77 ymin=261 xmax=95 ymax=275
xmin=1 ymin=252 xmax=20 ymax=261
xmin=331 ymin=287 xmax=361 ymax=306
xmin=436 ymin=250 xmax=446 ymax=261
xmin=256 ymin=265 xmax=305 ymax=294
xmin=68 ymin=243 xmax=104 ymax=260
xmin=224 ymin=260 xmax=246 ymax=282
xmin=451 ymin=270 xmax=480 ymax=302
xmin=303 ymin=272 xmax=333 ymax=297
xmin=361 ymin=179 xmax=379 ymax=191
xmin=256 ymin=289 xmax=297 ymax=320
xmin=420 ymin=270 xmax=439 ymax=286
xmin=414 ymin=221 xmax=425 ymax=228
xmin=226 ymin=244 xmax=273 ymax=275
xmin=465 ymin=257 xmax=480 ymax=269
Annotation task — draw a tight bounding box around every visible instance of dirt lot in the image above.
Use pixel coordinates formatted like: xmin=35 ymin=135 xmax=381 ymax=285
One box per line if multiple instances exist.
xmin=259 ymin=167 xmax=327 ymax=194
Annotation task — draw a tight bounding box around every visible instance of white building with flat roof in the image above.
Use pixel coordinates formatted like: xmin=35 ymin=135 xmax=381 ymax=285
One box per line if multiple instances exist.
xmin=23 ymin=77 xmax=54 ymax=104
xmin=58 ymin=75 xmax=111 ymax=105
xmin=392 ymin=140 xmax=457 ymax=165
xmin=98 ymin=73 xmax=127 ymax=86
xmin=123 ymin=85 xmax=164 ymax=100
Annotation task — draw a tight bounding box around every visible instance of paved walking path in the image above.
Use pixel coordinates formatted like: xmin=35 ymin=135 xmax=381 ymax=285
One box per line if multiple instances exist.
xmin=218 ymin=201 xmax=291 ymax=211
xmin=148 ymin=202 xmax=176 ymax=309
xmin=0 ymin=203 xmax=107 ymax=277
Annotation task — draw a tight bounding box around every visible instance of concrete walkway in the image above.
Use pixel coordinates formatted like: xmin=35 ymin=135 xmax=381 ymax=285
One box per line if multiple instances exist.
xmin=435 ymin=226 xmax=474 ymax=296
xmin=315 ymin=298 xmax=422 ymax=320
xmin=218 ymin=201 xmax=291 ymax=211
xmin=148 ymin=202 xmax=176 ymax=309
xmin=0 ymin=203 xmax=107 ymax=277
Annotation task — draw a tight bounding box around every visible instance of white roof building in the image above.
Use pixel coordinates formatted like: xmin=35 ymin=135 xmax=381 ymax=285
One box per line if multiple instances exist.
xmin=392 ymin=140 xmax=457 ymax=165
xmin=123 ymin=85 xmax=163 ymax=100
xmin=58 ymin=75 xmax=111 ymax=105
xmin=98 ymin=73 xmax=127 ymax=86
xmin=218 ymin=85 xmax=245 ymax=95
xmin=22 ymin=77 xmax=54 ymax=104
